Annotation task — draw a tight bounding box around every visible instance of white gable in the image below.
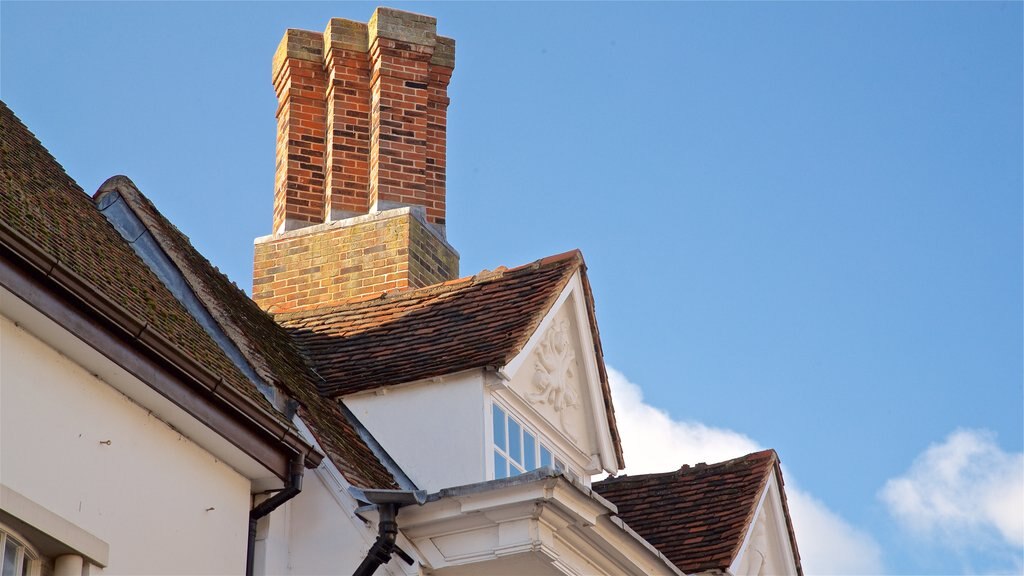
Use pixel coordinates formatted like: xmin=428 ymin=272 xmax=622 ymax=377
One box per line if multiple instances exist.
xmin=727 ymin=469 xmax=801 ymax=576
xmin=492 ymin=270 xmax=619 ymax=476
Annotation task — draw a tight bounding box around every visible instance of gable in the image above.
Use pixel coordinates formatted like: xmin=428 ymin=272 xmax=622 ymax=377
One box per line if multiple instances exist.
xmin=593 ymin=450 xmax=802 ymax=576
xmin=728 ymin=468 xmax=803 ymax=576
xmin=495 ymin=270 xmax=620 ymax=475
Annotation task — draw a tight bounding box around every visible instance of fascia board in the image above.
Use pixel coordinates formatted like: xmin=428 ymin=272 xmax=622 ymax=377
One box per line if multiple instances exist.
xmin=0 ymin=284 xmax=278 ymax=484
xmin=733 ymin=469 xmax=770 ymax=573
xmin=729 ymin=467 xmax=798 ymax=573
xmin=765 ymin=471 xmax=801 ymax=576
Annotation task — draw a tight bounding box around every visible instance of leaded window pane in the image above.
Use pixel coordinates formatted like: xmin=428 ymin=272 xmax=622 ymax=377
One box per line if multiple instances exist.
xmin=494 ymin=452 xmax=508 ymax=479
xmin=524 ymin=432 xmax=537 ymax=470
xmin=492 ymin=404 xmax=506 ymax=451
xmin=540 ymin=445 xmax=552 ymax=469
xmin=508 ymin=419 xmax=522 ymax=465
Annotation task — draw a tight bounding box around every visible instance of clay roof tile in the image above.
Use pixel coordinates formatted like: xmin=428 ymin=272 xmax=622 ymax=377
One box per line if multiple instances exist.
xmin=593 ymin=449 xmax=803 ymax=576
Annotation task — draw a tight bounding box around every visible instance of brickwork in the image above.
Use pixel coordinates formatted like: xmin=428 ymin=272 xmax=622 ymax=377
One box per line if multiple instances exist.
xmin=253 ymin=210 xmax=458 ymax=313
xmin=272 ymin=30 xmax=327 ymax=233
xmin=261 ymin=8 xmax=459 ymax=312
xmin=323 ymin=19 xmax=372 ymax=220
xmin=425 ymin=47 xmax=453 ymax=228
xmin=407 ymin=212 xmax=458 ymax=287
xmin=269 ymin=8 xmax=454 ymax=233
xmin=368 ymin=28 xmax=431 ymax=219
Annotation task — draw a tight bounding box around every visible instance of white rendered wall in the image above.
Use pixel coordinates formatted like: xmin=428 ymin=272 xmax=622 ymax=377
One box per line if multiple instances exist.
xmin=283 ymin=472 xmax=407 ymax=575
xmin=345 ymin=371 xmax=486 ymax=491
xmin=0 ymin=313 xmax=252 ymax=575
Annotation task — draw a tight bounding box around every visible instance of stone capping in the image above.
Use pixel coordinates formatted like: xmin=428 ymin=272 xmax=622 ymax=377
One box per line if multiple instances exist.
xmin=272 ymin=28 xmax=324 ymax=81
xmin=323 ymin=18 xmax=369 ymax=53
xmin=431 ymin=36 xmax=455 ymax=68
xmin=254 ymin=206 xmax=460 ymax=258
xmin=273 ymin=8 xmax=455 ymax=78
xmin=369 ymin=7 xmax=437 ymax=47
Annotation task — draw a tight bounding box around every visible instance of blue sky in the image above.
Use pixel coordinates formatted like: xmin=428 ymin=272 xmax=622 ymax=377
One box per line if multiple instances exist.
xmin=2 ymin=2 xmax=1021 ymax=573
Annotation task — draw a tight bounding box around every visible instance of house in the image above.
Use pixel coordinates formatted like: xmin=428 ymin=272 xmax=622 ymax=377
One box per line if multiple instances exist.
xmin=0 ymin=7 xmax=801 ymax=576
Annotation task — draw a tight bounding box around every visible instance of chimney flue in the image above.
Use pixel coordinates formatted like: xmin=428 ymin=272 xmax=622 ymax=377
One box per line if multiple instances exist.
xmin=255 ymin=8 xmax=459 ymax=313
xmin=270 ymin=8 xmax=453 ymax=235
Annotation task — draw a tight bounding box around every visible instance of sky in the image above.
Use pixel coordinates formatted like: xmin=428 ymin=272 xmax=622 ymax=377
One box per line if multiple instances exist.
xmin=2 ymin=2 xmax=1021 ymax=574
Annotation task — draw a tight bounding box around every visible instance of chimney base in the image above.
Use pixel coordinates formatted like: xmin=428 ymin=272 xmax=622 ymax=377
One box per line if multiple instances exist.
xmin=253 ymin=208 xmax=459 ymax=313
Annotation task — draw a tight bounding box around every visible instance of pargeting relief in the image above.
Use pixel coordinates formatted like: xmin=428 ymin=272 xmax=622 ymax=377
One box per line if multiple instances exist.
xmin=527 ymin=318 xmax=579 ymax=441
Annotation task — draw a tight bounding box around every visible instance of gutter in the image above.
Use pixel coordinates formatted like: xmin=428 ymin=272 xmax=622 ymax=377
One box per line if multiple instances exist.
xmin=0 ymin=221 xmax=321 ymax=478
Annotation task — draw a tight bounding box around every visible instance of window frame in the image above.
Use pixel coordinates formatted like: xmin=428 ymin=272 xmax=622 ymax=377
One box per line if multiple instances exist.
xmin=0 ymin=524 xmax=40 ymax=576
xmin=490 ymin=399 xmax=577 ymax=481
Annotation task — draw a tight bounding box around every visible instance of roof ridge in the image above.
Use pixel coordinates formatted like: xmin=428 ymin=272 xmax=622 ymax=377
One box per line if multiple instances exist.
xmin=597 ymin=449 xmax=778 ymax=484
xmin=0 ymin=101 xmax=83 ymax=196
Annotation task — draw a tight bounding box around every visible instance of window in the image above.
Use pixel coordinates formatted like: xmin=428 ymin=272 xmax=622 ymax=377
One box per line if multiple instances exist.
xmin=491 ymin=403 xmax=571 ymax=480
xmin=0 ymin=527 xmax=37 ymax=576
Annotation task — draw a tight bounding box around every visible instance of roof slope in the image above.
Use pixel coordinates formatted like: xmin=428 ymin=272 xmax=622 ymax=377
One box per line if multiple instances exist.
xmin=0 ymin=101 xmax=287 ymax=427
xmin=98 ymin=177 xmax=399 ymax=489
xmin=277 ymin=251 xmax=583 ymax=396
xmin=593 ymin=450 xmax=802 ymax=575
xmin=278 ymin=249 xmax=625 ymax=469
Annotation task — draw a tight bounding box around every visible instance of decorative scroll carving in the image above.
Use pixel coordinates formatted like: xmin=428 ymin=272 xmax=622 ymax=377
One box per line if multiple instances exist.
xmin=527 ymin=318 xmax=579 ymax=440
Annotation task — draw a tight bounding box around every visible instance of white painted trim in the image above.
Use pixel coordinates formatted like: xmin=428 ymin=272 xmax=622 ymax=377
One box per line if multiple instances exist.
xmin=500 ymin=271 xmax=620 ymax=474
xmin=727 ymin=469 xmax=800 ymax=576
xmin=501 ymin=276 xmax=575 ymax=380
xmin=728 ymin=469 xmax=771 ymax=576
xmin=399 ymin=473 xmax=684 ymax=576
xmin=0 ymin=484 xmax=109 ymax=567
xmin=766 ymin=472 xmax=801 ymax=576
xmin=566 ymin=273 xmax=617 ymax=474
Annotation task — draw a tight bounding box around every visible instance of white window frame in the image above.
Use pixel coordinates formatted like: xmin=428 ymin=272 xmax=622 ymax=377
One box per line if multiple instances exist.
xmin=0 ymin=524 xmax=40 ymax=576
xmin=489 ymin=398 xmax=579 ymax=482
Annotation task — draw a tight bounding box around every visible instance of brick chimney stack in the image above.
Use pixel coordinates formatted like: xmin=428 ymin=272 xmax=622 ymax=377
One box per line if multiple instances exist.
xmin=254 ymin=8 xmax=459 ymax=313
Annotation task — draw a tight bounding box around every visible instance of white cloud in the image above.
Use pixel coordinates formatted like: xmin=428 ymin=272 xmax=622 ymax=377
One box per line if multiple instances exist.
xmin=880 ymin=428 xmax=1024 ymax=551
xmin=606 ymin=366 xmax=884 ymax=575
xmin=786 ymin=486 xmax=885 ymax=575
xmin=607 ymin=366 xmax=761 ymax=471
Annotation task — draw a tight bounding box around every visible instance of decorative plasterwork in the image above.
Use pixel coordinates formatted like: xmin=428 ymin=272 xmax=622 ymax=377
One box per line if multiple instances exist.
xmin=499 ymin=270 xmax=619 ymax=474
xmin=527 ymin=318 xmax=580 ymax=441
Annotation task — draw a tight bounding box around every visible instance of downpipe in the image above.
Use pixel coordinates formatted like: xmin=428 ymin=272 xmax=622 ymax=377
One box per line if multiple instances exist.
xmin=246 ymin=455 xmax=305 ymax=576
xmin=349 ymin=488 xmax=427 ymax=576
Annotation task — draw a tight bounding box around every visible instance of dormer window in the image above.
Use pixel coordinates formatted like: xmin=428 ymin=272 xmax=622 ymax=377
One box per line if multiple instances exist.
xmin=491 ymin=402 xmax=573 ymax=480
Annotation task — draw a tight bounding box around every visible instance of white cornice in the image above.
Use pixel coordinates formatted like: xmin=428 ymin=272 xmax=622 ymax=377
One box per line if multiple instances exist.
xmin=397 ymin=472 xmax=682 ymax=575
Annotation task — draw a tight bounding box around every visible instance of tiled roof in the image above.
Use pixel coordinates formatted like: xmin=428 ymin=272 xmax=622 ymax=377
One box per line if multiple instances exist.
xmin=593 ymin=449 xmax=802 ymax=575
xmin=277 ymin=251 xmax=581 ymax=395
xmin=0 ymin=101 xmax=284 ymax=425
xmin=98 ymin=178 xmax=399 ymax=489
xmin=277 ymin=250 xmax=625 ymax=469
